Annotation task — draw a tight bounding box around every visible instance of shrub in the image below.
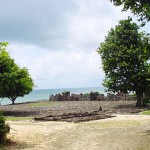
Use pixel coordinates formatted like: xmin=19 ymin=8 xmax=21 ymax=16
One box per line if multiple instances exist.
xmin=0 ymin=112 xmax=10 ymax=143
xmin=62 ymin=91 xmax=70 ymax=94
xmin=83 ymin=93 xmax=90 ymax=97
xmin=143 ymin=98 xmax=150 ymax=103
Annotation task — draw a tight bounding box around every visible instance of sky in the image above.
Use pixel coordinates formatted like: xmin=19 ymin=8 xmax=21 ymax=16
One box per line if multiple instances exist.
xmin=0 ymin=0 xmax=149 ymax=89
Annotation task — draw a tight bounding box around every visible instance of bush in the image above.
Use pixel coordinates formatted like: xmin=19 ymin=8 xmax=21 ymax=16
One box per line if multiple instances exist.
xmin=143 ymin=98 xmax=150 ymax=103
xmin=83 ymin=93 xmax=90 ymax=97
xmin=0 ymin=112 xmax=10 ymax=143
xmin=62 ymin=91 xmax=70 ymax=94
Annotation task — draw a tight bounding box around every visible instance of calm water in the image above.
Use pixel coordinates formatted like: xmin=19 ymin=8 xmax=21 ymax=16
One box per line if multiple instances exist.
xmin=0 ymin=87 xmax=105 ymax=105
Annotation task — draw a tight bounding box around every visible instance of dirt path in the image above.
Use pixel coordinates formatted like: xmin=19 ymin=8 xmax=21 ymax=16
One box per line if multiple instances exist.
xmin=7 ymin=115 xmax=150 ymax=150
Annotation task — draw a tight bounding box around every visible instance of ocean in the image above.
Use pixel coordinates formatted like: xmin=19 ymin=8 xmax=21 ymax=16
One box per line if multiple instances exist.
xmin=0 ymin=87 xmax=105 ymax=105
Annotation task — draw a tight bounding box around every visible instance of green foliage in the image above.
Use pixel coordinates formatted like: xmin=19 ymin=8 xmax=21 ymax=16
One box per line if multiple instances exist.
xmin=83 ymin=93 xmax=90 ymax=97
xmin=0 ymin=112 xmax=10 ymax=143
xmin=141 ymin=110 xmax=150 ymax=115
xmin=94 ymin=91 xmax=99 ymax=95
xmin=62 ymin=91 xmax=70 ymax=94
xmin=98 ymin=19 xmax=150 ymax=106
xmin=110 ymin=0 xmax=150 ymax=24
xmin=129 ymin=93 xmax=136 ymax=97
xmin=143 ymin=98 xmax=150 ymax=103
xmin=6 ymin=116 xmax=33 ymax=121
xmin=0 ymin=42 xmax=34 ymax=104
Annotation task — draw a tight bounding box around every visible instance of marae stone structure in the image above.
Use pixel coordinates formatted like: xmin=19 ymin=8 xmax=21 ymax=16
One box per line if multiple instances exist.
xmin=49 ymin=91 xmax=135 ymax=101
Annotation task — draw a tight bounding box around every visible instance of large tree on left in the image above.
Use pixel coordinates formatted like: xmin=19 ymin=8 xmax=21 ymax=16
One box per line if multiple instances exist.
xmin=0 ymin=42 xmax=34 ymax=104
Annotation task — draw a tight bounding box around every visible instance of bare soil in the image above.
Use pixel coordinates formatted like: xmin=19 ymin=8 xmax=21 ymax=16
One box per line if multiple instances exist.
xmin=6 ymin=115 xmax=150 ymax=150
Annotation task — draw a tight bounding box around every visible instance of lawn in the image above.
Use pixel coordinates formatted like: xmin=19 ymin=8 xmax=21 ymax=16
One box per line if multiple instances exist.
xmin=141 ymin=110 xmax=150 ymax=115
xmin=6 ymin=116 xmax=33 ymax=121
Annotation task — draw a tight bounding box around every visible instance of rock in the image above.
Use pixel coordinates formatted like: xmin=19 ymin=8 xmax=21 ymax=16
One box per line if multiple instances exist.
xmin=55 ymin=93 xmax=63 ymax=101
xmin=90 ymin=92 xmax=99 ymax=101
xmin=97 ymin=94 xmax=104 ymax=101
xmin=62 ymin=91 xmax=70 ymax=101
xmin=70 ymin=94 xmax=79 ymax=101
xmin=107 ymin=93 xmax=115 ymax=100
xmin=99 ymin=106 xmax=102 ymax=111
xmin=49 ymin=94 xmax=54 ymax=101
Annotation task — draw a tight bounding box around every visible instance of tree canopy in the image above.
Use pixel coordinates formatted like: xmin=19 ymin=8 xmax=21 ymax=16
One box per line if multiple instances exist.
xmin=98 ymin=19 xmax=150 ymax=106
xmin=0 ymin=42 xmax=34 ymax=104
xmin=110 ymin=0 xmax=150 ymax=24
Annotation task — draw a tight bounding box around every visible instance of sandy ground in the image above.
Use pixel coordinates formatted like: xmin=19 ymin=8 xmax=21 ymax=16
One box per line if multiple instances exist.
xmin=6 ymin=114 xmax=150 ymax=150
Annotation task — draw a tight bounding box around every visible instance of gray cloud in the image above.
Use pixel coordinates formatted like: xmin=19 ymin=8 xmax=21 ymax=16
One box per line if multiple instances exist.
xmin=0 ymin=0 xmax=78 ymax=49
xmin=0 ymin=0 xmax=130 ymax=51
xmin=3 ymin=0 xmax=134 ymax=89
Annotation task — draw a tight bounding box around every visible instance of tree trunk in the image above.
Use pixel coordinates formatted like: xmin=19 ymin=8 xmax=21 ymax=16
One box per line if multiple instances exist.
xmin=11 ymin=98 xmax=16 ymax=105
xmin=136 ymin=91 xmax=143 ymax=107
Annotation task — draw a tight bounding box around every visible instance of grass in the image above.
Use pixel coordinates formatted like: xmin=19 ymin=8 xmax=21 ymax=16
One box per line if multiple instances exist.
xmin=6 ymin=116 xmax=33 ymax=121
xmin=0 ymin=144 xmax=7 ymax=150
xmin=28 ymin=101 xmax=53 ymax=107
xmin=140 ymin=110 xmax=150 ymax=115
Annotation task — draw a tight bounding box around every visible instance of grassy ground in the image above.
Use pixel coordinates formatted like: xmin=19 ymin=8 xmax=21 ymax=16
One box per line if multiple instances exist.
xmin=140 ymin=110 xmax=150 ymax=115
xmin=6 ymin=117 xmax=33 ymax=121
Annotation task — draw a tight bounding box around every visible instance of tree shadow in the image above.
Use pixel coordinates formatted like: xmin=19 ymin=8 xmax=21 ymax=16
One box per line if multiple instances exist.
xmin=112 ymin=103 xmax=149 ymax=114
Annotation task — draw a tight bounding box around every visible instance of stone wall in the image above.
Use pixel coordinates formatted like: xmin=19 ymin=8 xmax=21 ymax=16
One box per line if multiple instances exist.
xmin=49 ymin=91 xmax=136 ymax=101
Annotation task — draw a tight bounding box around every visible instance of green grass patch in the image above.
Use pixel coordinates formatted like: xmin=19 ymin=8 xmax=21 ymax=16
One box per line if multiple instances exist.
xmin=6 ymin=116 xmax=33 ymax=121
xmin=0 ymin=144 xmax=6 ymax=150
xmin=28 ymin=101 xmax=53 ymax=107
xmin=140 ymin=110 xmax=150 ymax=115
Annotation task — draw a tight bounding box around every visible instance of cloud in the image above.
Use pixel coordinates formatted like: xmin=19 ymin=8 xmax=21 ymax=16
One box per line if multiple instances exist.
xmin=1 ymin=0 xmax=134 ymax=89
xmin=0 ymin=0 xmax=130 ymax=50
xmin=8 ymin=43 xmax=104 ymax=88
xmin=0 ymin=0 xmax=78 ymax=49
xmin=67 ymin=0 xmax=131 ymax=51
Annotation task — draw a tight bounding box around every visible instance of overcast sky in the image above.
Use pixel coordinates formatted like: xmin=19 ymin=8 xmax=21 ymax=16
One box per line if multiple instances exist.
xmin=0 ymin=0 xmax=149 ymax=89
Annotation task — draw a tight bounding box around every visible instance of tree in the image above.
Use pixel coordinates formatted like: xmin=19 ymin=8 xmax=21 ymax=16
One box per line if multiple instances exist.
xmin=0 ymin=112 xmax=10 ymax=143
xmin=110 ymin=0 xmax=150 ymax=24
xmin=0 ymin=42 xmax=34 ymax=104
xmin=98 ymin=19 xmax=150 ymax=107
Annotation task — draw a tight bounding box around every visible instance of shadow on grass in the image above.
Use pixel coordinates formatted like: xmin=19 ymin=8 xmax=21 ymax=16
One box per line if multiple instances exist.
xmin=3 ymin=111 xmax=37 ymax=117
xmin=1 ymin=139 xmax=36 ymax=150
xmin=112 ymin=103 xmax=150 ymax=114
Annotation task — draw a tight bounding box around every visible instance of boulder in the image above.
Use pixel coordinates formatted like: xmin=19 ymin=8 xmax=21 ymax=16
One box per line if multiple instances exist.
xmin=107 ymin=93 xmax=115 ymax=100
xmin=70 ymin=94 xmax=79 ymax=101
xmin=90 ymin=92 xmax=99 ymax=101
xmin=55 ymin=93 xmax=63 ymax=101
xmin=97 ymin=94 xmax=104 ymax=101
xmin=62 ymin=91 xmax=70 ymax=101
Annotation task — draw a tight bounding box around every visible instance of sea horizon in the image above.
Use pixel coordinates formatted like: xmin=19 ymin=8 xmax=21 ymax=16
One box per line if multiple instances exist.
xmin=0 ymin=86 xmax=106 ymax=105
